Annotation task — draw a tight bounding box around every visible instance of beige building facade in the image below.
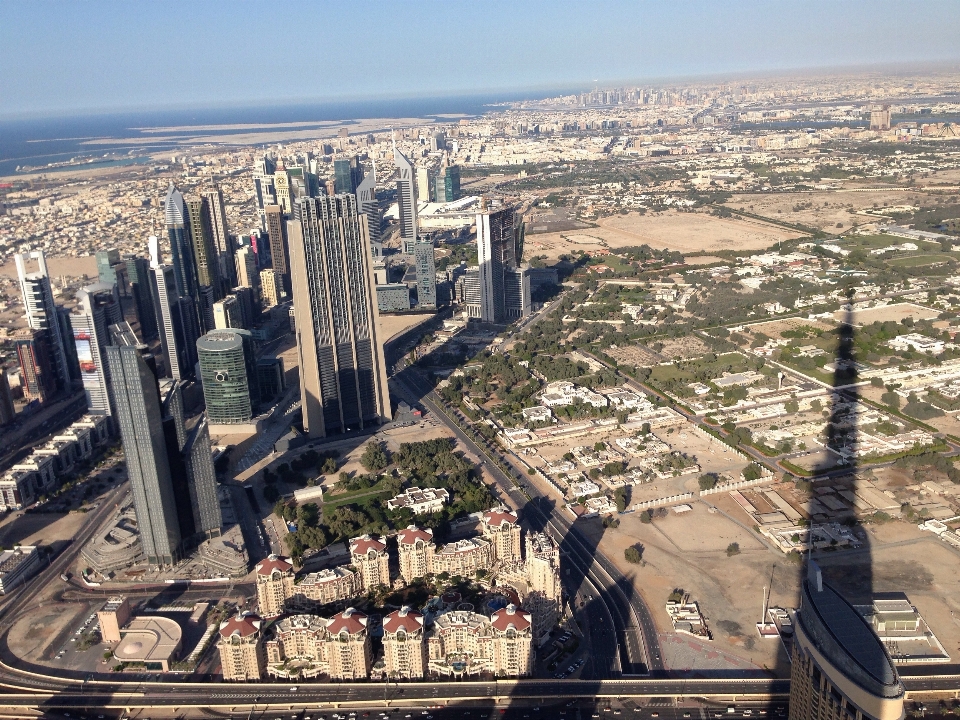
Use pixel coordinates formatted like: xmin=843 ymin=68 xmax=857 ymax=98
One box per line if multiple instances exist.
xmin=255 ymin=555 xmax=295 ymax=618
xmin=350 ymin=535 xmax=391 ymax=590
xmin=382 ymin=607 xmax=427 ymax=679
xmin=218 ymin=613 xmax=266 ymax=681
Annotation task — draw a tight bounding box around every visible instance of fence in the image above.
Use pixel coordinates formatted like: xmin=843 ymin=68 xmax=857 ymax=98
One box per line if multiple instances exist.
xmin=700 ymin=473 xmax=775 ymax=496
xmin=629 ymin=492 xmax=694 ymax=511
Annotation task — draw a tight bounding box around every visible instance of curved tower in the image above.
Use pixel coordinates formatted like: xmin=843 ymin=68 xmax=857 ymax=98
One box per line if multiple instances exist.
xmin=790 ymin=562 xmax=904 ymax=720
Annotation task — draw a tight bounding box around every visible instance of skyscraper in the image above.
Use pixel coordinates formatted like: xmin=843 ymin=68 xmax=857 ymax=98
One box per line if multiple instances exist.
xmin=789 ymin=562 xmax=904 ymax=720
xmin=203 ymin=185 xmax=235 ymax=293
xmin=164 ymin=184 xmax=199 ymax=304
xmin=414 ymin=238 xmax=437 ymax=308
xmin=288 ymin=194 xmax=391 ymax=437
xmin=213 ymin=296 xmax=243 ymax=330
xmin=197 ymin=329 xmax=259 ymax=426
xmin=259 ymin=269 xmax=284 ymax=308
xmin=235 ymin=246 xmax=259 ymax=291
xmin=14 ymin=329 xmax=58 ymax=403
xmin=106 ymin=344 xmax=183 ymax=566
xmin=154 ymin=265 xmax=200 ymax=381
xmin=264 ymin=204 xmax=290 ymax=293
xmin=0 ymin=368 xmax=15 ymax=427
xmin=72 ymin=282 xmax=123 ymax=415
xmin=355 ymin=162 xmax=382 ymax=257
xmin=123 ymin=254 xmax=158 ymax=341
xmin=438 ymin=164 xmax=461 ymax=203
xmin=334 ymin=157 xmax=363 ymax=195
xmin=393 ymin=144 xmax=418 ymax=254
xmin=476 ymin=205 xmax=513 ymax=323
xmin=185 ymin=195 xmax=222 ymax=300
xmin=183 ymin=417 xmax=222 ymax=538
xmin=15 ymin=250 xmax=69 ymax=389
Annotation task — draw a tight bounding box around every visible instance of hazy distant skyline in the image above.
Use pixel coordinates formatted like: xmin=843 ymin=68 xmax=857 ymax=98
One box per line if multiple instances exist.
xmin=3 ymin=0 xmax=960 ymax=117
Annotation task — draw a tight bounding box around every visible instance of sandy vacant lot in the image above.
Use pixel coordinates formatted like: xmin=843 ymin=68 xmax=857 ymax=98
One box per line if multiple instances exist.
xmin=585 ymin=500 xmax=793 ymax=673
xmin=724 ymin=189 xmax=935 ymax=233
xmin=837 ymin=302 xmax=940 ymax=326
xmin=525 ymin=210 xmax=800 ymax=261
xmin=378 ymin=313 xmax=435 ymax=344
xmin=0 ymin=254 xmax=98 ymax=280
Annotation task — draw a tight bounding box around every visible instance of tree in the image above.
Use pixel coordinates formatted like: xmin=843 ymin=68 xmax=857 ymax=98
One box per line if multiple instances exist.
xmin=698 ymin=474 xmax=718 ymax=491
xmin=784 ymin=399 xmax=799 ymax=414
xmin=614 ymin=487 xmax=629 ymax=512
xmin=742 ymin=463 xmax=762 ymax=482
xmin=594 ymin=441 xmax=606 ymax=452
xmin=588 ymin=468 xmax=601 ymax=481
xmin=360 ymin=442 xmax=389 ymax=472
xmin=321 ymin=457 xmax=338 ymax=475
xmin=639 ymin=509 xmax=653 ymax=523
xmin=726 ymin=542 xmax=741 ymax=557
xmin=881 ymin=391 xmax=901 ymax=409
xmin=263 ymin=485 xmax=280 ymax=504
xmin=624 ymin=546 xmax=643 ymax=564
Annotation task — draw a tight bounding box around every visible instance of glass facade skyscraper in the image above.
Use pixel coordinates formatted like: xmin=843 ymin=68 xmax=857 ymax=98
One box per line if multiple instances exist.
xmin=196 ymin=329 xmax=258 ymax=425
xmin=106 ymin=344 xmax=183 ymax=566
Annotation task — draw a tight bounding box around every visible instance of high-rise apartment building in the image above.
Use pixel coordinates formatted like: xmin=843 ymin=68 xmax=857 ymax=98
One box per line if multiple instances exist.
xmin=288 ymin=195 xmax=391 ymax=437
xmin=15 ymin=251 xmax=69 ymax=388
xmin=196 ymin=329 xmax=259 ymax=426
xmin=414 ymin=238 xmax=437 ymax=308
xmin=106 ymin=344 xmax=183 ymax=565
xmin=255 ymin=555 xmax=295 ymax=618
xmin=393 ymin=145 xmax=418 ymax=254
xmin=789 ymin=563 xmax=904 ymax=720
xmin=397 ymin=526 xmax=435 ymax=584
xmin=72 ymin=283 xmax=123 ymax=415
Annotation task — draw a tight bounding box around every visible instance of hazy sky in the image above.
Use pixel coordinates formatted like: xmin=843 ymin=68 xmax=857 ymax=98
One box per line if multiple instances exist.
xmin=3 ymin=0 xmax=960 ymax=117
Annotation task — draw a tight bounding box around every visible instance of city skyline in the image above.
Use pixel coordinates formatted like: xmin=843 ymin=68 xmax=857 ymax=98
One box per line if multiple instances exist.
xmin=1 ymin=1 xmax=960 ymax=117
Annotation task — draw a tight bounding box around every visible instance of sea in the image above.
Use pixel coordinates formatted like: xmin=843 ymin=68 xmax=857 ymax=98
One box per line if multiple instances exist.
xmin=0 ymin=91 xmax=553 ymax=178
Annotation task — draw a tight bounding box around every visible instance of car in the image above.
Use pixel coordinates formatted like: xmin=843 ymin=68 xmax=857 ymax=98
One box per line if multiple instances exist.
xmin=289 ymin=686 xmax=299 ymax=692
xmin=684 ymin=714 xmax=691 ymax=718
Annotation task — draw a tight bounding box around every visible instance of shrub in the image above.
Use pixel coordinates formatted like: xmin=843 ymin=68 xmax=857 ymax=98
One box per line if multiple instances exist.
xmin=624 ymin=546 xmax=643 ymax=564
xmin=726 ymin=542 xmax=741 ymax=557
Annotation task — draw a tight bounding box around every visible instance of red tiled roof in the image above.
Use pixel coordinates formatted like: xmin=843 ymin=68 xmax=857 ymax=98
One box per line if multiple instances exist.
xmin=397 ymin=526 xmax=434 ymax=545
xmin=255 ymin=555 xmax=293 ymax=576
xmin=350 ymin=535 xmax=386 ymax=555
xmin=327 ymin=607 xmax=368 ymax=635
xmin=483 ymin=509 xmax=518 ymax=527
xmin=491 ymin=604 xmax=531 ymax=632
xmin=383 ymin=607 xmax=424 ymax=634
xmin=219 ymin=613 xmax=262 ymax=638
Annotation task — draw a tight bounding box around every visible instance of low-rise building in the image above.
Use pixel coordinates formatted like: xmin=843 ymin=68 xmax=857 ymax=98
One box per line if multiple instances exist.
xmin=0 ymin=545 xmax=41 ymax=593
xmin=386 ymin=486 xmax=450 ymax=515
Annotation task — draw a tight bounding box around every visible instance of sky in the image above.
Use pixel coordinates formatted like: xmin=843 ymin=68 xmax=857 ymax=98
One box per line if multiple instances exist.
xmin=2 ymin=0 xmax=960 ymax=117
